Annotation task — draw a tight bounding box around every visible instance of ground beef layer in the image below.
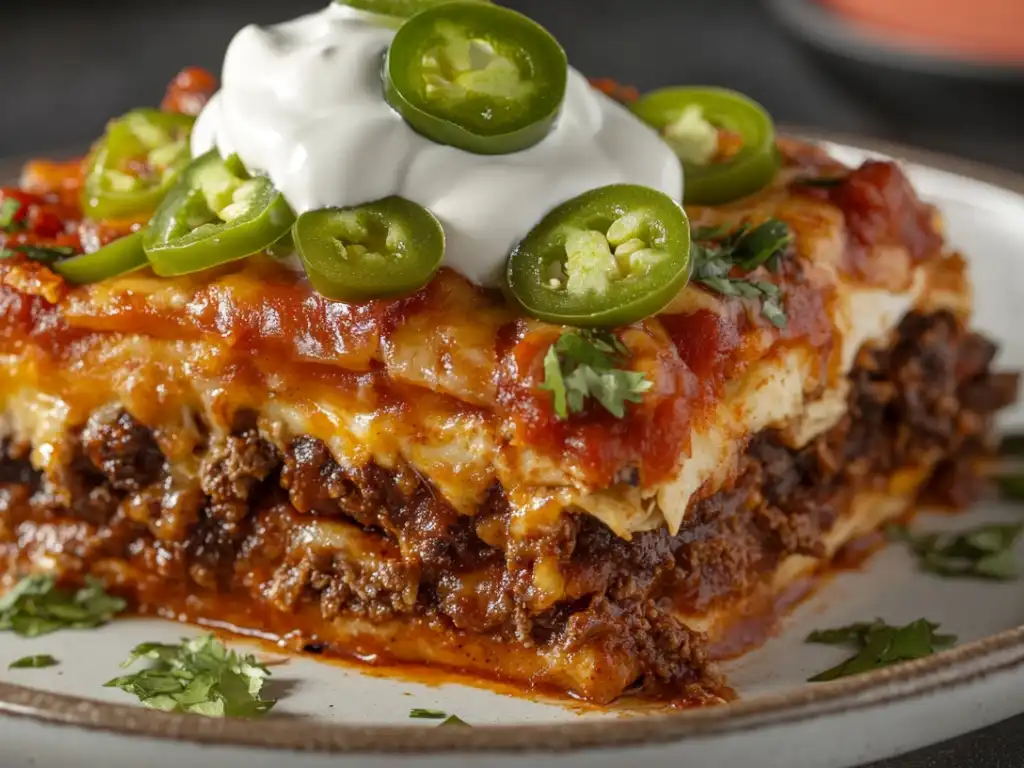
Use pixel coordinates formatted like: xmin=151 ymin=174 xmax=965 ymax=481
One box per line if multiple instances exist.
xmin=0 ymin=310 xmax=1016 ymax=704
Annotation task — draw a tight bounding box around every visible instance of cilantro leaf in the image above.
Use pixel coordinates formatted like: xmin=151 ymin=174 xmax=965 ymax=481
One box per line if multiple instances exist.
xmin=538 ymin=330 xmax=652 ymax=420
xmin=0 ymin=198 xmax=21 ymax=231
xmin=889 ymin=523 xmax=1023 ymax=581
xmin=409 ymin=708 xmax=448 ymax=719
xmin=805 ymin=621 xmax=884 ymax=646
xmin=540 ymin=344 xmax=568 ymax=418
xmin=9 ymin=654 xmax=59 ymax=669
xmin=409 ymin=709 xmax=470 ymax=726
xmin=757 ymin=282 xmax=787 ymax=328
xmin=105 ymin=634 xmax=276 ymax=718
xmin=0 ymin=575 xmax=126 ymax=637
xmin=691 ymin=219 xmax=792 ymax=328
xmin=0 ymin=245 xmax=76 ymax=264
xmin=806 ymin=618 xmax=956 ymax=682
xmin=729 ymin=219 xmax=793 ymax=272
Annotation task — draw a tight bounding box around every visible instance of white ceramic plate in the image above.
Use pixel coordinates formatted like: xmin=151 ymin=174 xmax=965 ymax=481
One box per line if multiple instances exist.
xmin=1 ymin=135 xmax=1023 ymax=768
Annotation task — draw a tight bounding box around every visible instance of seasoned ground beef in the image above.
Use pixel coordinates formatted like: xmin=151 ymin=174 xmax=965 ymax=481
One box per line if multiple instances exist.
xmin=0 ymin=310 xmax=1015 ymax=699
xmin=200 ymin=429 xmax=279 ymax=522
xmin=80 ymin=406 xmax=165 ymax=493
xmin=186 ymin=429 xmax=280 ymax=588
xmin=281 ymin=437 xmax=379 ymax=526
xmin=282 ymin=439 xmax=503 ymax=579
xmin=185 ymin=507 xmax=249 ymax=590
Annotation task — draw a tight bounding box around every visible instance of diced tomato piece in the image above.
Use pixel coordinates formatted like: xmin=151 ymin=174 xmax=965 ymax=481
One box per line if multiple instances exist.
xmin=589 ymin=78 xmax=640 ymax=105
xmin=161 ymin=66 xmax=218 ymax=117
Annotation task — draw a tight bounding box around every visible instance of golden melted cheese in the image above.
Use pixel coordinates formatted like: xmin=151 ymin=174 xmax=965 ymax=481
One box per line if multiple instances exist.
xmin=0 ymin=150 xmax=969 ymax=539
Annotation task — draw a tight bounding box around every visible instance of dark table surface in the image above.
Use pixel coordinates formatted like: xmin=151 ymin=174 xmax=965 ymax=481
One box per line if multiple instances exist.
xmin=4 ymin=1 xmax=1024 ymax=765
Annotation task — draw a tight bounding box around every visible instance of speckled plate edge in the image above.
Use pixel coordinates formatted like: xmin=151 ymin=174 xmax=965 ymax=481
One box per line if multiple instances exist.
xmin=1 ymin=132 xmax=1023 ymax=755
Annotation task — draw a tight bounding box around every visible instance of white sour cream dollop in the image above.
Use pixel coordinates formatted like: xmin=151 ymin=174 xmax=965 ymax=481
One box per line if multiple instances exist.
xmin=191 ymin=3 xmax=681 ymax=287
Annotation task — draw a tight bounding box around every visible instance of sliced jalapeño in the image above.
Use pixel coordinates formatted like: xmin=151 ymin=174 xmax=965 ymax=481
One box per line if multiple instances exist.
xmin=54 ymin=230 xmax=149 ymax=285
xmin=143 ymin=151 xmax=295 ymax=276
xmin=631 ymin=87 xmax=779 ymax=206
xmin=507 ymin=184 xmax=692 ymax=328
xmin=82 ymin=109 xmax=195 ymax=220
xmin=294 ymin=197 xmax=445 ymax=302
xmin=384 ymin=2 xmax=567 ymax=155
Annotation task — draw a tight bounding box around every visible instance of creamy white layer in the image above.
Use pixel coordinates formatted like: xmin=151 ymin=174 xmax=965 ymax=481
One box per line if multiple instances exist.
xmin=191 ymin=3 xmax=681 ymax=286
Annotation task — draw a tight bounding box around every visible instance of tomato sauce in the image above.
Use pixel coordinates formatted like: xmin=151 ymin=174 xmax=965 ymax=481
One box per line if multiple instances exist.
xmin=0 ymin=67 xmax=948 ymax=493
xmin=801 ymin=160 xmax=944 ymax=282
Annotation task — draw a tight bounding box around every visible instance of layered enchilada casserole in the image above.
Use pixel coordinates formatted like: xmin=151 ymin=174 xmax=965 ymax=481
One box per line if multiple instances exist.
xmin=0 ymin=0 xmax=1017 ymax=705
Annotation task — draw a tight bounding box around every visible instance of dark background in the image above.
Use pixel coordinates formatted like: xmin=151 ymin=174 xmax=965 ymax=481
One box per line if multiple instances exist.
xmin=3 ymin=1 xmax=1024 ymax=765
xmin=3 ymin=0 xmax=1024 ymax=171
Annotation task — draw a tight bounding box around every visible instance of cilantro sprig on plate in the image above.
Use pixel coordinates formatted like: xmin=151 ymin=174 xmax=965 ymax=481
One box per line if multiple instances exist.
xmin=9 ymin=654 xmax=59 ymax=670
xmin=539 ymin=329 xmax=652 ymax=420
xmin=0 ymin=575 xmax=126 ymax=637
xmin=806 ymin=618 xmax=957 ymax=682
xmin=691 ymin=218 xmax=793 ymax=328
xmin=409 ymin=709 xmax=469 ymax=726
xmin=105 ymin=634 xmax=277 ymax=718
xmin=889 ymin=523 xmax=1023 ymax=581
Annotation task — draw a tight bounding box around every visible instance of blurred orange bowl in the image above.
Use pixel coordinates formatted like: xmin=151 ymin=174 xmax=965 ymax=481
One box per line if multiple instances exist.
xmin=819 ymin=0 xmax=1024 ymax=63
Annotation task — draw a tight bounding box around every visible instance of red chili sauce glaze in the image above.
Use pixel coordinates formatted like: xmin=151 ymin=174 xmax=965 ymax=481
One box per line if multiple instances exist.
xmin=498 ymin=139 xmax=943 ymax=490
xmin=497 ymin=320 xmax=697 ymax=488
xmin=1 ymin=69 xmax=946 ymax=494
xmin=793 ymin=156 xmax=944 ymax=281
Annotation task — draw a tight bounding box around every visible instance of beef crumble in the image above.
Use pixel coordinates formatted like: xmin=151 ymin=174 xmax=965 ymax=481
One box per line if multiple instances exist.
xmin=81 ymin=406 xmax=165 ymax=493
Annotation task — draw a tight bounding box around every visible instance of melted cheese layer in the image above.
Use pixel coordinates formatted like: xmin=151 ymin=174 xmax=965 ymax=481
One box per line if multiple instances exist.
xmin=652 ymin=276 xmax=924 ymax=533
xmin=0 ymin=258 xmax=961 ymax=540
xmin=0 ymin=150 xmax=969 ymax=538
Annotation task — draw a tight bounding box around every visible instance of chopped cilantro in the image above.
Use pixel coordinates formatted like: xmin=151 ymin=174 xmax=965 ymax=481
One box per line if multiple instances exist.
xmin=409 ymin=709 xmax=470 ymax=726
xmin=105 ymin=634 xmax=276 ymax=718
xmin=539 ymin=329 xmax=652 ymax=420
xmin=0 ymin=245 xmax=76 ymax=264
xmin=806 ymin=618 xmax=956 ymax=682
xmin=9 ymin=654 xmax=58 ymax=670
xmin=0 ymin=198 xmax=21 ymax=231
xmin=888 ymin=523 xmax=1022 ymax=581
xmin=727 ymin=218 xmax=792 ymax=272
xmin=409 ymin=708 xmax=448 ymax=719
xmin=691 ymin=219 xmax=793 ymax=328
xmin=0 ymin=575 xmax=126 ymax=637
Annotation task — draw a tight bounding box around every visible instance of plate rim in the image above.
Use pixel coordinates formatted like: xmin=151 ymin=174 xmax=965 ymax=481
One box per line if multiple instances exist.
xmin=2 ymin=132 xmax=1024 ymax=755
